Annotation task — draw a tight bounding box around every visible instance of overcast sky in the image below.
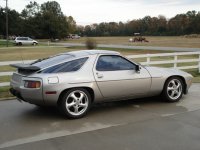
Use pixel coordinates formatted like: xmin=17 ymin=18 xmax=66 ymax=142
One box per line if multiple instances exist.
xmin=0 ymin=0 xmax=200 ymax=25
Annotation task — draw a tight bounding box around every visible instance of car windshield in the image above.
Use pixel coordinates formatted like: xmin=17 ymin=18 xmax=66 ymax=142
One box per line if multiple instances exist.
xmin=31 ymin=54 xmax=74 ymax=68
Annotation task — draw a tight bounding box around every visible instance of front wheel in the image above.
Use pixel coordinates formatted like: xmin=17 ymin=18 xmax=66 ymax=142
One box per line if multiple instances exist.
xmin=59 ymin=88 xmax=92 ymax=119
xmin=162 ymin=77 xmax=184 ymax=102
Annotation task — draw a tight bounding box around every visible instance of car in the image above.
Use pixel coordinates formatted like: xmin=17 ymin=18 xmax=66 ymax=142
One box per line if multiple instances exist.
xmin=14 ymin=37 xmax=38 ymax=46
xmin=68 ymin=34 xmax=80 ymax=39
xmin=10 ymin=50 xmax=193 ymax=118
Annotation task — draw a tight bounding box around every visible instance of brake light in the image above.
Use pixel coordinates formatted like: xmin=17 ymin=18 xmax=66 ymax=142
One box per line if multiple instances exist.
xmin=24 ymin=81 xmax=41 ymax=88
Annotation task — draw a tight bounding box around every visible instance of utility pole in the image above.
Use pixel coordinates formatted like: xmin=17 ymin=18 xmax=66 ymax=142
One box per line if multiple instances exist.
xmin=6 ymin=0 xmax=8 ymax=47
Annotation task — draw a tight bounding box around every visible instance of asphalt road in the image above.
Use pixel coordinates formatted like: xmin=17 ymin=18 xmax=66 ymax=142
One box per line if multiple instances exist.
xmin=55 ymin=42 xmax=200 ymax=51
xmin=0 ymin=84 xmax=200 ymax=150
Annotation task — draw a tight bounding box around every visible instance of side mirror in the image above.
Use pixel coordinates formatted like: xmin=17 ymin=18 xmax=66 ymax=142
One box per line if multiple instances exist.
xmin=135 ymin=65 xmax=141 ymax=72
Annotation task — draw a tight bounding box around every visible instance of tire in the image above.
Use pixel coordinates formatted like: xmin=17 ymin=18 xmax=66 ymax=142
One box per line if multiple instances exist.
xmin=161 ymin=77 xmax=184 ymax=102
xmin=33 ymin=42 xmax=37 ymax=46
xmin=18 ymin=42 xmax=22 ymax=46
xmin=59 ymin=88 xmax=92 ymax=119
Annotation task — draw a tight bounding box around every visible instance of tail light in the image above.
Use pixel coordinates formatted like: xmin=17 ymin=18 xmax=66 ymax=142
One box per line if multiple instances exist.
xmin=24 ymin=81 xmax=41 ymax=88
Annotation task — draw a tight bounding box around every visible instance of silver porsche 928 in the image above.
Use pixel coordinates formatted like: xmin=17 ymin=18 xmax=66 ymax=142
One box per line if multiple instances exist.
xmin=10 ymin=50 xmax=193 ymax=118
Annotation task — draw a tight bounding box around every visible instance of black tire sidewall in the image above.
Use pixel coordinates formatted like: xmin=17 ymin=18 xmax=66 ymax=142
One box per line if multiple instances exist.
xmin=59 ymin=88 xmax=92 ymax=119
xmin=162 ymin=77 xmax=184 ymax=102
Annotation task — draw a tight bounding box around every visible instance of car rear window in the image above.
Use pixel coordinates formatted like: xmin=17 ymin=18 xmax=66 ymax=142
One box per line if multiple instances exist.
xmin=41 ymin=57 xmax=88 ymax=73
xmin=31 ymin=54 xmax=74 ymax=68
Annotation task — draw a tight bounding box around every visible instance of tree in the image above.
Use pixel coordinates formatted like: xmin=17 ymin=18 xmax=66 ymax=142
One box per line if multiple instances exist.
xmin=21 ymin=1 xmax=40 ymax=19
xmin=66 ymin=16 xmax=76 ymax=34
xmin=40 ymin=1 xmax=67 ymax=39
xmin=0 ymin=7 xmax=23 ymax=37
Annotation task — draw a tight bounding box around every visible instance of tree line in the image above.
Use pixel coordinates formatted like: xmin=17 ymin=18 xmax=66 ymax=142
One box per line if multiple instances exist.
xmin=80 ymin=11 xmax=200 ymax=36
xmin=0 ymin=1 xmax=76 ymax=39
xmin=0 ymin=0 xmax=199 ymax=38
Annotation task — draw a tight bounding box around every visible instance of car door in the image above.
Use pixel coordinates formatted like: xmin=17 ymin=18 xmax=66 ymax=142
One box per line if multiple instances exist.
xmin=22 ymin=38 xmax=28 ymax=45
xmin=93 ymin=55 xmax=151 ymax=98
xmin=27 ymin=38 xmax=33 ymax=45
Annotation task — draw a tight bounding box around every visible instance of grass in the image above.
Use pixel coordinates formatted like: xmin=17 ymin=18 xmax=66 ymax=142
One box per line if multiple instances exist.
xmin=0 ymin=46 xmax=77 ymax=61
xmin=57 ymin=36 xmax=200 ymax=48
xmin=2 ymin=36 xmax=200 ymax=48
xmin=0 ymin=76 xmax=11 ymax=83
xmin=0 ymin=86 xmax=13 ymax=99
xmin=0 ymin=66 xmax=16 ymax=72
xmin=0 ymin=40 xmax=14 ymax=47
xmin=0 ymin=46 xmax=172 ymax=61
xmin=185 ymin=69 xmax=200 ymax=83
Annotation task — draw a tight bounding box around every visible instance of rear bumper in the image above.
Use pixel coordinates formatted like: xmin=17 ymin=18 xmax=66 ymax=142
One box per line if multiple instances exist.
xmin=10 ymin=73 xmax=44 ymax=105
xmin=10 ymin=86 xmax=45 ymax=105
xmin=9 ymin=88 xmax=25 ymax=102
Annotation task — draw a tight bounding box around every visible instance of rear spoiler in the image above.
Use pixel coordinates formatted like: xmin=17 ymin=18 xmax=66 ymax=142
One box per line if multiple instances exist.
xmin=10 ymin=63 xmax=41 ymax=71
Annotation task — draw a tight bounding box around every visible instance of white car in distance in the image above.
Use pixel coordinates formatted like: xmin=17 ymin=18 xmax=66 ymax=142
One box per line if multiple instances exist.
xmin=14 ymin=37 xmax=38 ymax=46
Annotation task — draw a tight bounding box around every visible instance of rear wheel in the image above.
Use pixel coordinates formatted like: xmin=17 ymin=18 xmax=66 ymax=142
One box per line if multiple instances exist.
xmin=162 ymin=77 xmax=184 ymax=102
xmin=59 ymin=88 xmax=92 ymax=119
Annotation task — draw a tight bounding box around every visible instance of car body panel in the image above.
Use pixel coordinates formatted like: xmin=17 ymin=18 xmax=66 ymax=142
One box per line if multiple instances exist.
xmin=93 ymin=62 xmax=151 ymax=98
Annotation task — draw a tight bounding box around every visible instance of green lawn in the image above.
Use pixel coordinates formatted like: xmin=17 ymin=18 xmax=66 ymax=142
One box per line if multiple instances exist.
xmin=0 ymin=46 xmax=173 ymax=61
xmin=0 ymin=86 xmax=13 ymax=99
xmin=0 ymin=46 xmax=74 ymax=61
xmin=0 ymin=76 xmax=11 ymax=83
xmin=0 ymin=66 xmax=16 ymax=72
xmin=0 ymin=40 xmax=14 ymax=47
xmin=56 ymin=36 xmax=200 ymax=48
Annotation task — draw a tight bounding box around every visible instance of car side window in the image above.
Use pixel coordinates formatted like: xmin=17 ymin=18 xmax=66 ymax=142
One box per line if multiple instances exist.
xmin=96 ymin=55 xmax=136 ymax=71
xmin=41 ymin=57 xmax=88 ymax=73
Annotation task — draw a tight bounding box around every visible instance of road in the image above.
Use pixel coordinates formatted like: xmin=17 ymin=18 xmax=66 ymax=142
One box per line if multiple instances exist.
xmin=55 ymin=42 xmax=200 ymax=51
xmin=0 ymin=84 xmax=200 ymax=150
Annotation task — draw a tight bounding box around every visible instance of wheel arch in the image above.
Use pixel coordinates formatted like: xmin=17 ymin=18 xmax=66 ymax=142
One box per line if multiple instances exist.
xmin=164 ymin=75 xmax=187 ymax=94
xmin=57 ymin=87 xmax=95 ymax=106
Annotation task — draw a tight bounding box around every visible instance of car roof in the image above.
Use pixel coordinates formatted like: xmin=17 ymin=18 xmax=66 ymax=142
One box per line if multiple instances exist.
xmin=62 ymin=50 xmax=120 ymax=57
xmin=16 ymin=37 xmax=29 ymax=38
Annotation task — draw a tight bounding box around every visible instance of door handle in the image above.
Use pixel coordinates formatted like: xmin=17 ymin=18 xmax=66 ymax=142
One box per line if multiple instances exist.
xmin=96 ymin=72 xmax=103 ymax=78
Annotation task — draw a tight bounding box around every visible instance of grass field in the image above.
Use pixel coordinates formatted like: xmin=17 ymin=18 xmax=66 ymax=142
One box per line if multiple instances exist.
xmin=58 ymin=36 xmax=200 ymax=48
xmin=2 ymin=36 xmax=200 ymax=48
xmin=0 ymin=46 xmax=174 ymax=61
xmin=0 ymin=40 xmax=14 ymax=47
xmin=0 ymin=87 xmax=13 ymax=99
xmin=0 ymin=46 xmax=74 ymax=61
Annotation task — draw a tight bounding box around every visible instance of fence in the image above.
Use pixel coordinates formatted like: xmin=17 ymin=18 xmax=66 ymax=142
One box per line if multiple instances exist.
xmin=127 ymin=52 xmax=200 ymax=71
xmin=0 ymin=52 xmax=200 ymax=87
